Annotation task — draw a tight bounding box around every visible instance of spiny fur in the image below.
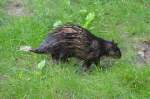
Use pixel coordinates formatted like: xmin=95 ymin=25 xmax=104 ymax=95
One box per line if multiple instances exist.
xmin=30 ymin=24 xmax=121 ymax=71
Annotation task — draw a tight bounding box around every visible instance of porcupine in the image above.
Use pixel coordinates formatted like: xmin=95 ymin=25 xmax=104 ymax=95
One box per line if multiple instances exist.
xmin=24 ymin=24 xmax=121 ymax=71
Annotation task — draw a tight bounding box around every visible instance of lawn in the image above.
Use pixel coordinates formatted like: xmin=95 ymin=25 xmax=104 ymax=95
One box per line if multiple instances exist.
xmin=0 ymin=0 xmax=150 ymax=99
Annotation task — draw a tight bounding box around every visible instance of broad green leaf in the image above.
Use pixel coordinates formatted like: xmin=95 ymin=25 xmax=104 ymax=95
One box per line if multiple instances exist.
xmin=84 ymin=12 xmax=95 ymax=28
xmin=53 ymin=20 xmax=62 ymax=28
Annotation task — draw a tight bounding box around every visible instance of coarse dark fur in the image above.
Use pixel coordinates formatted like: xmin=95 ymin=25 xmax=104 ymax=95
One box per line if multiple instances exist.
xmin=30 ymin=24 xmax=121 ymax=71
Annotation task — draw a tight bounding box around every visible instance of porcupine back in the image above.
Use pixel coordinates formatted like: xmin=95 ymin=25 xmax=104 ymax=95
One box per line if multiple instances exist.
xmin=45 ymin=25 xmax=101 ymax=60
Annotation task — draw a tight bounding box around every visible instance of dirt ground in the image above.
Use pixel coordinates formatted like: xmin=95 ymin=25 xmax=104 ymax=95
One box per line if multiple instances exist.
xmin=6 ymin=0 xmax=32 ymax=16
xmin=136 ymin=40 xmax=150 ymax=65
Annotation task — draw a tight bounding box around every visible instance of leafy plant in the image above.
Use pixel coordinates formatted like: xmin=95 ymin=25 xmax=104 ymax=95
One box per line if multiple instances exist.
xmin=37 ymin=59 xmax=46 ymax=70
xmin=84 ymin=12 xmax=95 ymax=28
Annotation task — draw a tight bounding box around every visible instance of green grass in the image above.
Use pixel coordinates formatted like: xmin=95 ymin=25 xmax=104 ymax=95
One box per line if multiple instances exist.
xmin=0 ymin=0 xmax=150 ymax=99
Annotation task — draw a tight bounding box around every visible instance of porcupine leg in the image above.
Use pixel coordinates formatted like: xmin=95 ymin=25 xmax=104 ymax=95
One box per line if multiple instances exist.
xmin=60 ymin=56 xmax=69 ymax=63
xmin=51 ymin=52 xmax=60 ymax=64
xmin=94 ymin=60 xmax=101 ymax=71
xmin=82 ymin=61 xmax=92 ymax=72
xmin=94 ymin=59 xmax=100 ymax=66
xmin=59 ymin=49 xmax=69 ymax=63
xmin=51 ymin=52 xmax=69 ymax=64
xmin=52 ymin=56 xmax=60 ymax=64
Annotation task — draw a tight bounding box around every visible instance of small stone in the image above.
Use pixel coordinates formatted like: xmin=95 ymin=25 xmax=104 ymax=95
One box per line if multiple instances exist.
xmin=138 ymin=51 xmax=145 ymax=58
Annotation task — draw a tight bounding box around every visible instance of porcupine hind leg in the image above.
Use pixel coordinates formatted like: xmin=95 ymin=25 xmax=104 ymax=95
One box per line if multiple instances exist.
xmin=60 ymin=55 xmax=69 ymax=63
xmin=51 ymin=50 xmax=60 ymax=64
xmin=51 ymin=51 xmax=69 ymax=64
xmin=59 ymin=49 xmax=70 ymax=63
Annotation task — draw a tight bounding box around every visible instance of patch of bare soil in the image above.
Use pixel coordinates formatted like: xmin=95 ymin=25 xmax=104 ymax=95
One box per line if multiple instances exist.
xmin=6 ymin=0 xmax=32 ymax=16
xmin=136 ymin=40 xmax=150 ymax=65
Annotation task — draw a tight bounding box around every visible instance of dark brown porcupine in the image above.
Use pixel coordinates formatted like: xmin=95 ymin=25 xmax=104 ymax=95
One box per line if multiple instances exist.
xmin=29 ymin=24 xmax=121 ymax=71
